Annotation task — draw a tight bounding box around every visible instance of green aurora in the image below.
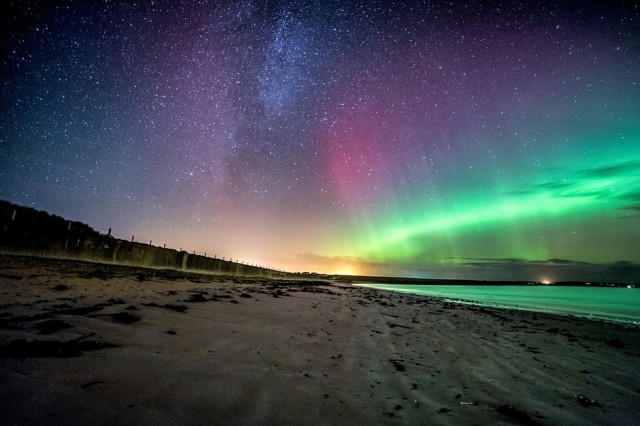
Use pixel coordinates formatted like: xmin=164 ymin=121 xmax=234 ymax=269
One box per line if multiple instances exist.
xmin=323 ymin=153 xmax=640 ymax=281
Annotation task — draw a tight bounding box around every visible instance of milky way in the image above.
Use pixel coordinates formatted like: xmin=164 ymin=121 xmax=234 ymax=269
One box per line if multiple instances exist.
xmin=2 ymin=1 xmax=639 ymax=281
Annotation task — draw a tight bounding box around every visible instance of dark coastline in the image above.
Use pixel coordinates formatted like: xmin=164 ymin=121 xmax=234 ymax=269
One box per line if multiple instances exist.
xmin=337 ymin=274 xmax=636 ymax=288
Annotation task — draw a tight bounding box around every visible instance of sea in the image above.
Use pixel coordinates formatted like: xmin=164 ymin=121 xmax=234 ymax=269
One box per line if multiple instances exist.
xmin=356 ymin=284 xmax=640 ymax=324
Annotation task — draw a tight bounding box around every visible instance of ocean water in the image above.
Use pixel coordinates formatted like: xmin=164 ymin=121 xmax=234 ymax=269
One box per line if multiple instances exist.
xmin=357 ymin=284 xmax=640 ymax=324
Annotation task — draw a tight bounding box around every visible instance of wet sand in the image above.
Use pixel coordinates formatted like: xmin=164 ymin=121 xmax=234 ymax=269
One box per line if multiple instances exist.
xmin=1 ymin=255 xmax=639 ymax=425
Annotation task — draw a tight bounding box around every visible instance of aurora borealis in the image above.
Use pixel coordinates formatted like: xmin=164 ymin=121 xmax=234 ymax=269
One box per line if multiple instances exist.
xmin=1 ymin=1 xmax=639 ymax=282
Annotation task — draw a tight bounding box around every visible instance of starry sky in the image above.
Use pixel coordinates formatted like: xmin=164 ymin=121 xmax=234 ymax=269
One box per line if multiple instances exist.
xmin=2 ymin=0 xmax=639 ymax=282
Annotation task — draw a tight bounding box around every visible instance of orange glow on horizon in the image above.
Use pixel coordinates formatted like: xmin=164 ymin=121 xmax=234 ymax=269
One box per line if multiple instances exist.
xmin=332 ymin=265 xmax=360 ymax=276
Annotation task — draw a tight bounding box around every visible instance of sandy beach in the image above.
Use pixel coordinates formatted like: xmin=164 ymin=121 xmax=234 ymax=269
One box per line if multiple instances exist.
xmin=0 ymin=255 xmax=638 ymax=425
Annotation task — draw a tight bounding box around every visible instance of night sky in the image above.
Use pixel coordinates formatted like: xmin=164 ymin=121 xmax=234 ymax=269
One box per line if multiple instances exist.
xmin=2 ymin=1 xmax=639 ymax=282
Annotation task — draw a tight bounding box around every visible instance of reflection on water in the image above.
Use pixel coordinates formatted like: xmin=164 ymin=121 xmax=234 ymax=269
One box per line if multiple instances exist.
xmin=357 ymin=284 xmax=640 ymax=323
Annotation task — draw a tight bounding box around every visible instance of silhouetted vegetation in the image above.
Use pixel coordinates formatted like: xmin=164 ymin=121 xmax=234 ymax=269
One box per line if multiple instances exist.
xmin=0 ymin=200 xmax=288 ymax=278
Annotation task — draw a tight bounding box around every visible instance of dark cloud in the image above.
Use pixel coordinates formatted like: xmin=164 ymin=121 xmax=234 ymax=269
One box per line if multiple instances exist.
xmin=582 ymin=161 xmax=640 ymax=178
xmin=510 ymin=160 xmax=640 ymax=210
xmin=456 ymin=257 xmax=640 ymax=283
xmin=453 ymin=257 xmax=592 ymax=266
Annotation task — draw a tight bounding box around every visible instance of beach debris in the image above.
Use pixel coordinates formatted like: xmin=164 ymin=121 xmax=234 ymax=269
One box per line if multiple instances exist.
xmin=211 ymin=294 xmax=232 ymax=301
xmin=240 ymin=292 xmax=253 ymax=298
xmin=52 ymin=303 xmax=72 ymax=309
xmin=272 ymin=289 xmax=288 ymax=298
xmin=387 ymin=322 xmax=411 ymax=329
xmin=9 ymin=312 xmax=53 ymax=323
xmin=111 ymin=312 xmax=141 ymax=324
xmin=495 ymin=404 xmax=539 ymax=425
xmin=525 ymin=346 xmax=541 ymax=354
xmin=576 ymin=395 xmax=601 ymax=408
xmin=53 ymin=284 xmax=70 ymax=291
xmin=389 ymin=359 xmax=406 ymax=372
xmin=0 ymin=338 xmax=116 ymax=358
xmin=124 ymin=305 xmax=139 ymax=311
xmin=81 ymin=380 xmax=105 ymax=389
xmin=143 ymin=302 xmax=188 ymax=313
xmin=163 ymin=304 xmax=188 ymax=313
xmin=459 ymin=401 xmax=477 ymax=406
xmin=185 ymin=293 xmax=208 ymax=303
xmin=436 ymin=407 xmax=450 ymax=413
xmin=56 ymin=306 xmax=104 ymax=316
xmin=382 ymin=404 xmax=404 ymax=418
xmin=0 ymin=273 xmax=21 ymax=280
xmin=36 ymin=319 xmax=72 ymax=335
xmin=606 ymin=338 xmax=624 ymax=348
xmin=166 ymin=329 xmax=177 ymax=335
xmin=85 ymin=269 xmax=112 ymax=280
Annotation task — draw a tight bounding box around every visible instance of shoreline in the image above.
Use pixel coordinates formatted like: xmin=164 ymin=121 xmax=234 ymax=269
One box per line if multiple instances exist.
xmin=1 ymin=255 xmax=639 ymax=425
xmin=352 ymin=283 xmax=640 ymax=328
